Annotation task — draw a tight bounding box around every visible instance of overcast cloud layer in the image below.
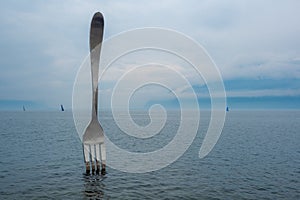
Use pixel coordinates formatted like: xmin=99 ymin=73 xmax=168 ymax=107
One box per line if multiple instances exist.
xmin=0 ymin=0 xmax=299 ymax=110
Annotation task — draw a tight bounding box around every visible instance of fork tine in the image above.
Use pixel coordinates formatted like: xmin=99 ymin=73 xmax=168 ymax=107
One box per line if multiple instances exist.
xmin=100 ymin=143 xmax=106 ymax=175
xmin=95 ymin=144 xmax=101 ymax=174
xmin=83 ymin=144 xmax=91 ymax=175
xmin=83 ymin=144 xmax=90 ymax=162
xmin=95 ymin=144 xmax=100 ymax=161
xmin=90 ymin=144 xmax=96 ymax=174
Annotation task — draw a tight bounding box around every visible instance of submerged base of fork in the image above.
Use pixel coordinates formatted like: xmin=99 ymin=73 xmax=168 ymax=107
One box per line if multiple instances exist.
xmin=96 ymin=161 xmax=100 ymax=174
xmin=101 ymin=163 xmax=106 ymax=175
xmin=91 ymin=161 xmax=95 ymax=174
xmin=85 ymin=161 xmax=106 ymax=175
xmin=85 ymin=161 xmax=90 ymax=175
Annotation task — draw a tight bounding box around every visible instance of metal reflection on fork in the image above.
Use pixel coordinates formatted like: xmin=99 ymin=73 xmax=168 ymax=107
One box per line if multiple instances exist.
xmin=82 ymin=12 xmax=106 ymax=175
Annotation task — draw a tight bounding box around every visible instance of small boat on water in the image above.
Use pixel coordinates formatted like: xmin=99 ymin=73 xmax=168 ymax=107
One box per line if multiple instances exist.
xmin=60 ymin=104 xmax=65 ymax=111
xmin=226 ymin=106 xmax=229 ymax=112
xmin=23 ymin=105 xmax=26 ymax=111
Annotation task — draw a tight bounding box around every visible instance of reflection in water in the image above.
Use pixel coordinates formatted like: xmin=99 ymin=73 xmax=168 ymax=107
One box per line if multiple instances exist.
xmin=83 ymin=174 xmax=107 ymax=199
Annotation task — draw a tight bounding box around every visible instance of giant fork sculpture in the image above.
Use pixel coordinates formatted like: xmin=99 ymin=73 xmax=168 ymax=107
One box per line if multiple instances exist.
xmin=82 ymin=12 xmax=106 ymax=175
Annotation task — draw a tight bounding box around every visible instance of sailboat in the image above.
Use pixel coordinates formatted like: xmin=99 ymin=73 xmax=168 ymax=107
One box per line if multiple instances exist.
xmin=226 ymin=106 xmax=229 ymax=112
xmin=60 ymin=104 xmax=65 ymax=111
xmin=23 ymin=105 xmax=26 ymax=111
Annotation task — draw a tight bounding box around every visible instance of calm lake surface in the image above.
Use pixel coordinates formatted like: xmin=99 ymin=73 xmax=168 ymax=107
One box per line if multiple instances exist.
xmin=0 ymin=110 xmax=299 ymax=199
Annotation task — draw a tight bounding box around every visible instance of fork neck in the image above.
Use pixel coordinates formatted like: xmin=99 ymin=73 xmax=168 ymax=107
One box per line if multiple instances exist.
xmin=92 ymin=85 xmax=98 ymax=117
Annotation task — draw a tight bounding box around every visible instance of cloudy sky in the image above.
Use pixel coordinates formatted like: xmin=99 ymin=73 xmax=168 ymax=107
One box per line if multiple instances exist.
xmin=0 ymin=0 xmax=299 ymax=110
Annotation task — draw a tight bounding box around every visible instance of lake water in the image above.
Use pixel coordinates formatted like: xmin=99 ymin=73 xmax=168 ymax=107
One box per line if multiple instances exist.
xmin=0 ymin=110 xmax=299 ymax=199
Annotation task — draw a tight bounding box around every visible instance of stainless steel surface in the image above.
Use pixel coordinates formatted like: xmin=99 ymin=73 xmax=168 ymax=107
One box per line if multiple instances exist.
xmin=82 ymin=12 xmax=106 ymax=175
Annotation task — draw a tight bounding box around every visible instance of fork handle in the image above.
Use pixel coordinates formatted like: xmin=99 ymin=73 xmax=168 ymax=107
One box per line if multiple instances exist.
xmin=89 ymin=12 xmax=104 ymax=116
